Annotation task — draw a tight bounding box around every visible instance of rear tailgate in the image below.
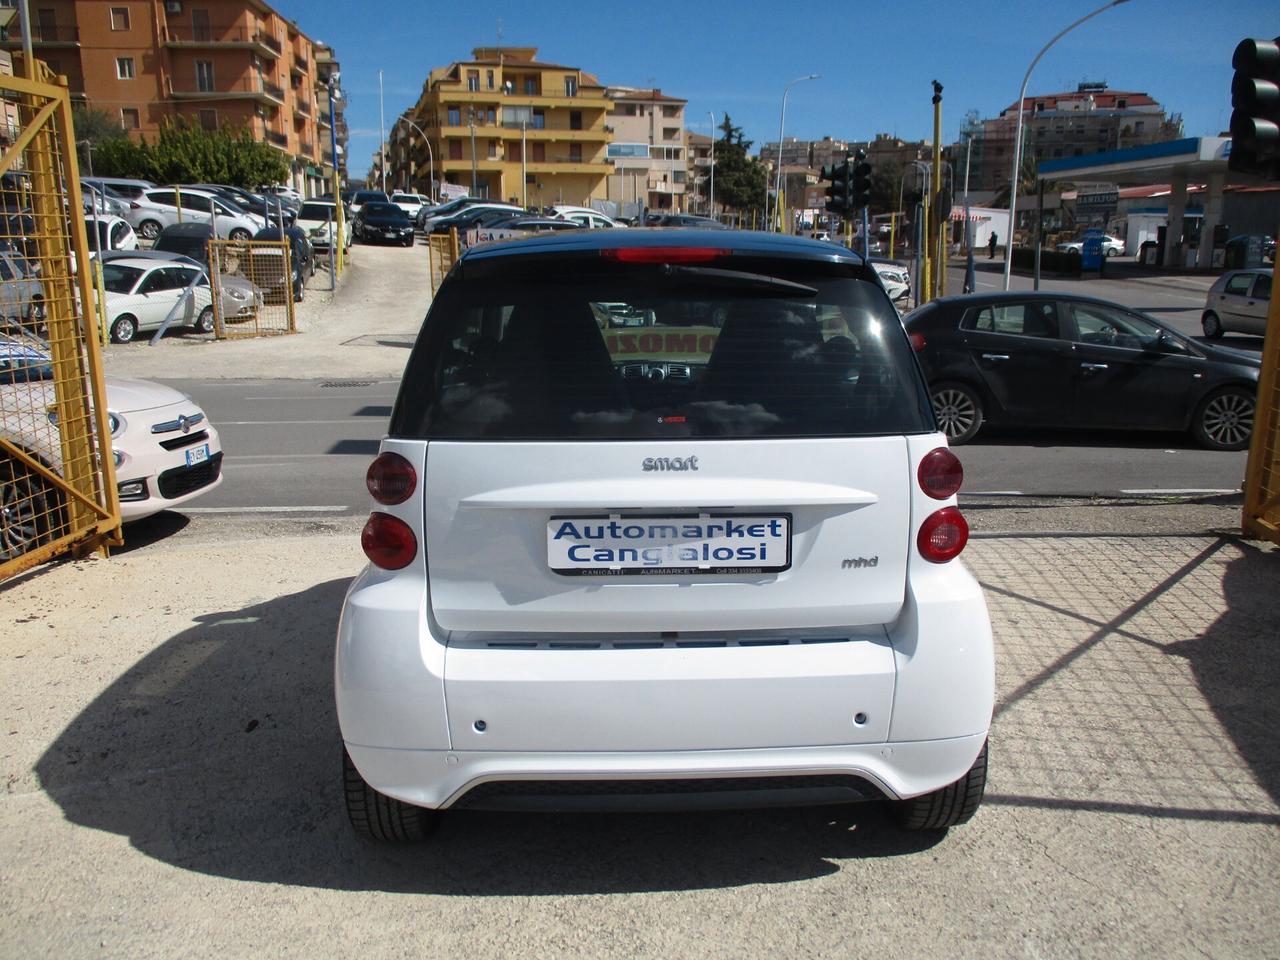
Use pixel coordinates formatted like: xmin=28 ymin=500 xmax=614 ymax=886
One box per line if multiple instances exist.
xmin=424 ymin=437 xmax=910 ymax=634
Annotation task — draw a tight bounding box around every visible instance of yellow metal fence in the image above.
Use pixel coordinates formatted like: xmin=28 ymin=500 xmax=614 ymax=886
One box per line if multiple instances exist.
xmin=426 ymin=229 xmax=460 ymax=296
xmin=207 ymin=238 xmax=299 ymax=338
xmin=0 ymin=62 xmax=120 ymax=580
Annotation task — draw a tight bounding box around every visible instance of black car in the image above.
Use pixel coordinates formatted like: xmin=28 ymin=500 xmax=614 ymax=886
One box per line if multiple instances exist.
xmin=432 ymin=205 xmax=526 ymax=236
xmin=252 ymin=225 xmax=313 ymax=302
xmin=904 ymin=292 xmax=1261 ymax=450
xmin=355 ymin=202 xmax=414 ymax=246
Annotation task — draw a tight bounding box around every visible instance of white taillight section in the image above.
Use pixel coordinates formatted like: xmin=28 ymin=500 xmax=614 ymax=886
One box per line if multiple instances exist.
xmin=366 ymin=452 xmax=416 ymax=505
xmin=917 ymin=447 xmax=963 ymax=500
xmin=917 ymin=507 xmax=969 ymax=563
xmin=361 ymin=512 xmax=417 ymax=569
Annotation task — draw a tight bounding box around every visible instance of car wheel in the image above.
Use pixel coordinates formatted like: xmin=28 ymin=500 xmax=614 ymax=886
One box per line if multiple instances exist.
xmin=930 ymin=381 xmax=984 ymax=444
xmin=293 ymin=279 xmax=304 ymax=303
xmin=229 ymin=228 xmax=252 ymax=242
xmin=402 ymin=237 xmax=413 ymax=247
xmin=110 ymin=313 xmax=138 ymax=344
xmin=893 ymin=740 xmax=987 ymax=831
xmin=1201 ymin=310 xmax=1225 ymax=339
xmin=1192 ymin=386 xmax=1255 ymax=451
xmin=343 ymin=747 xmax=437 ymax=842
xmin=137 ymin=220 xmax=162 ymax=241
xmin=1105 ymin=247 xmax=1119 ymax=258
xmin=0 ymin=453 xmax=66 ymax=562
xmin=194 ymin=306 xmax=215 ymax=335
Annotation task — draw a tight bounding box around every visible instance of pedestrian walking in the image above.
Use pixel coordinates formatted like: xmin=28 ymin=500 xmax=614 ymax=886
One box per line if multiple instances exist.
xmin=988 ymin=231 xmax=998 ymax=259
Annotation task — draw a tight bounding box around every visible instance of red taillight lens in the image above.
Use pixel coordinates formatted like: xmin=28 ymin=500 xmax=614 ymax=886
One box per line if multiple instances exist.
xmin=129 ymin=201 xmax=140 ymax=209
xmin=917 ymin=507 xmax=969 ymax=563
xmin=601 ymin=246 xmax=727 ymax=264
xmin=908 ymin=332 xmax=927 ymax=352
xmin=917 ymin=447 xmax=963 ymax=499
xmin=366 ymin=452 xmax=416 ymax=505
xmin=361 ymin=512 xmax=417 ymax=569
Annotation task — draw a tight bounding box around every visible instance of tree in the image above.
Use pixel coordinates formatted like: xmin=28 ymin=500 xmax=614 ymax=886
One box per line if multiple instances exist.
xmin=89 ymin=120 xmax=289 ymax=187
xmin=71 ymin=107 xmax=128 ymax=152
xmin=710 ymin=114 xmax=768 ymax=214
xmin=869 ymin=159 xmax=906 ymax=216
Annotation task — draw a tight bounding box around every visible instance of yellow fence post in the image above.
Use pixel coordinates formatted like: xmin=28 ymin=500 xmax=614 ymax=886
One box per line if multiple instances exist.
xmin=1243 ymin=260 xmax=1280 ymax=542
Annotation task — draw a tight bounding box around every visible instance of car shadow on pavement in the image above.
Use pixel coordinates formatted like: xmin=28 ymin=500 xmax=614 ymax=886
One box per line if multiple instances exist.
xmin=110 ymin=511 xmax=191 ymax=554
xmin=35 ymin=579 xmax=943 ymax=894
xmin=1167 ymin=540 xmax=1280 ymax=809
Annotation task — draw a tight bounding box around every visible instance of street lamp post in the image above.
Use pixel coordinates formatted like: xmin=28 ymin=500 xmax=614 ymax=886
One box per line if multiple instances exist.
xmin=707 ymin=110 xmax=715 ymax=218
xmin=396 ymin=115 xmax=435 ymax=200
xmin=768 ymin=74 xmax=819 ymax=233
xmin=1001 ymin=0 xmax=1131 ymax=289
xmin=326 ymin=73 xmax=345 ymax=276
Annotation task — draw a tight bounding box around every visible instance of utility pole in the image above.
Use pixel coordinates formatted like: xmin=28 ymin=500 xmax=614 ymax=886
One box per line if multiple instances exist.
xmin=468 ymin=107 xmax=478 ymax=196
xmin=931 ymin=80 xmax=944 ymax=301
xmin=378 ymin=70 xmax=386 ymax=194
xmin=708 ymin=111 xmax=715 ymax=218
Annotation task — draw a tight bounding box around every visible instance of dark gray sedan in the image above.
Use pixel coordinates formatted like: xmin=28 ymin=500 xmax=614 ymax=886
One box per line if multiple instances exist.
xmin=904 ymin=292 xmax=1261 ymax=450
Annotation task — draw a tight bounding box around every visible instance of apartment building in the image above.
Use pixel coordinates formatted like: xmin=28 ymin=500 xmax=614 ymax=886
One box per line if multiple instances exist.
xmin=760 ymin=136 xmax=849 ymax=172
xmin=397 ymin=47 xmax=612 ymax=207
xmin=604 ymin=86 xmax=686 ymax=213
xmin=957 ymin=82 xmax=1183 ymax=195
xmin=0 ymin=0 xmax=345 ymax=196
xmin=686 ymin=130 xmax=711 ymax=214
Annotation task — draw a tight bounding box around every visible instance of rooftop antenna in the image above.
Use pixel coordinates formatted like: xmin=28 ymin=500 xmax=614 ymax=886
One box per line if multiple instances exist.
xmin=496 ymin=18 xmax=503 ymax=44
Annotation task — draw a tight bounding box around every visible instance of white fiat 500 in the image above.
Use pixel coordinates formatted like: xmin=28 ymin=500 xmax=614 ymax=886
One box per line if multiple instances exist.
xmin=337 ymin=231 xmax=994 ymax=840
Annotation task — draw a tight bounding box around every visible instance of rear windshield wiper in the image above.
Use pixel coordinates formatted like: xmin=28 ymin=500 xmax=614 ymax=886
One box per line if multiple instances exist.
xmin=661 ymin=264 xmax=818 ymax=297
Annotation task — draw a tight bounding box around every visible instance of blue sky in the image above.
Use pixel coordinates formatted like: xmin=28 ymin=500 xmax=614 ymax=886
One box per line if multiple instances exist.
xmin=282 ymin=0 xmax=1278 ymax=178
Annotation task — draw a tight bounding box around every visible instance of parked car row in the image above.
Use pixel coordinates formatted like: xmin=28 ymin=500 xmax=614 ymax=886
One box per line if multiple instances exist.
xmin=81 ymin=178 xmax=298 ymax=242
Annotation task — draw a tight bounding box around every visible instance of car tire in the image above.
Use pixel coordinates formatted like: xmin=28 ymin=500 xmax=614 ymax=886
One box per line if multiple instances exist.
xmin=893 ymin=740 xmax=987 ymax=831
xmin=343 ymin=747 xmax=437 ymax=842
xmin=0 ymin=452 xmax=66 ymax=562
xmin=930 ymin=381 xmax=984 ymax=444
xmin=1105 ymin=247 xmax=1119 ymax=258
xmin=293 ymin=280 xmax=304 ymax=303
xmin=137 ymin=220 xmax=162 ymax=241
xmin=229 ymin=228 xmax=252 ymax=242
xmin=1201 ymin=310 xmax=1225 ymax=339
xmin=194 ymin=306 xmax=215 ymax=335
xmin=1191 ymin=386 xmax=1255 ymax=451
xmin=401 ymin=237 xmax=413 ymax=247
xmin=110 ymin=313 xmax=138 ymax=344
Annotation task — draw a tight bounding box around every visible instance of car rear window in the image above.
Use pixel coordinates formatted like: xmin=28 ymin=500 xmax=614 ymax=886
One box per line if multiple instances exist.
xmin=391 ymin=255 xmax=933 ymax=440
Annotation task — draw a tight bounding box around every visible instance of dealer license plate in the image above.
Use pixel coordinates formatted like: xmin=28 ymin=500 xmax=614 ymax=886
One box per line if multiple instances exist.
xmin=548 ymin=514 xmax=791 ymax=577
xmin=385 ymin=230 xmax=399 ymax=238
xmin=185 ymin=444 xmax=210 ymax=466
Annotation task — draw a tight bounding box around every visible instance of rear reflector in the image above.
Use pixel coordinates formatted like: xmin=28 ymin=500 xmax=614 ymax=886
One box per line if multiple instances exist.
xmin=908 ymin=332 xmax=927 ymax=352
xmin=602 ymin=246 xmax=727 ymax=264
xmin=917 ymin=507 xmax=969 ymax=563
xmin=366 ymin=452 xmax=416 ymax=505
xmin=361 ymin=512 xmax=417 ymax=569
xmin=917 ymin=447 xmax=963 ymax=499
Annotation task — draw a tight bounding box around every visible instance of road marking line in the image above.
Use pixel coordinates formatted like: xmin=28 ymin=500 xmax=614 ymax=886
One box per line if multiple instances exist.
xmin=1120 ymin=488 xmax=1239 ymax=495
xmin=228 ymin=453 xmax=369 ymax=459
xmin=182 ymin=505 xmax=351 ymax=514
xmin=240 ymin=395 xmax=396 ymax=401
xmin=218 ymin=419 xmax=385 ymax=425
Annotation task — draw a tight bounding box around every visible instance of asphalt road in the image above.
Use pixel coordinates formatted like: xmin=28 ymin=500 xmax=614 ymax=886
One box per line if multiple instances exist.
xmin=167 ymin=374 xmax=1250 ymax=518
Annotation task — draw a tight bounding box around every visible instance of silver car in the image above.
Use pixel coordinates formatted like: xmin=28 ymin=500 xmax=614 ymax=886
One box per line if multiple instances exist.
xmin=1202 ymin=268 xmax=1272 ymax=338
xmin=127 ymin=188 xmax=263 ymax=243
xmin=0 ymin=247 xmax=44 ymax=333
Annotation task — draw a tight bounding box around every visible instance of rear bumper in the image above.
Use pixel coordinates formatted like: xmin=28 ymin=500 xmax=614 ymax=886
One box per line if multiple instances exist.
xmin=344 ymin=734 xmax=989 ymax=810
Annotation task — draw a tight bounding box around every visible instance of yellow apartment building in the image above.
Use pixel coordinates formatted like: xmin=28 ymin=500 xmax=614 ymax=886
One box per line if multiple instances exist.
xmin=397 ymin=47 xmax=612 ymax=208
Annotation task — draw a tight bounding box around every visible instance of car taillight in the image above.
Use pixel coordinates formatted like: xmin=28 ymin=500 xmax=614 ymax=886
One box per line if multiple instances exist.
xmin=129 ymin=201 xmax=140 ymax=209
xmin=601 ymin=246 xmax=727 ymax=263
xmin=917 ymin=447 xmax=963 ymax=499
xmin=917 ymin=507 xmax=969 ymax=563
xmin=908 ymin=332 xmax=926 ymax=352
xmin=361 ymin=512 xmax=417 ymax=569
xmin=366 ymin=452 xmax=416 ymax=504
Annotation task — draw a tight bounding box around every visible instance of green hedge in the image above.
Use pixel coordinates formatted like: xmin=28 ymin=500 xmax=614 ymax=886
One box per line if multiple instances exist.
xmin=1011 ymin=246 xmax=1082 ymax=276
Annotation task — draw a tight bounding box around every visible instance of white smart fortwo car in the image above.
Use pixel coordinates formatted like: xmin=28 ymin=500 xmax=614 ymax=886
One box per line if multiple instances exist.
xmin=336 ymin=230 xmax=994 ymax=840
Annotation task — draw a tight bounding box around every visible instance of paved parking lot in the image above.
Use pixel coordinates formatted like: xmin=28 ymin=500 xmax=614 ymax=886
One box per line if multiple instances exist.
xmin=2 ymin=503 xmax=1276 ymax=958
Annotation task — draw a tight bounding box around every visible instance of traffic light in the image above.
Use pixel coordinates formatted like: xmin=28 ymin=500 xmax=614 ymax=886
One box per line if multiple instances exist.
xmin=850 ymin=150 xmax=872 ymax=208
xmin=1229 ymin=36 xmax=1280 ymax=180
xmin=821 ymin=158 xmax=851 ymax=215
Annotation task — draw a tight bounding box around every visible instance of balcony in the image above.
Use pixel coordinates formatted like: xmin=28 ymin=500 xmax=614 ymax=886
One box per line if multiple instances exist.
xmin=293 ymin=52 xmax=310 ymax=73
xmin=299 ymin=140 xmax=314 ymax=157
xmin=295 ymin=96 xmax=312 ymax=118
xmin=167 ymin=75 xmax=286 ymax=106
xmin=164 ymin=26 xmax=281 ymax=58
xmin=0 ymin=23 xmax=79 ymax=46
xmin=265 ymin=129 xmax=288 ymax=148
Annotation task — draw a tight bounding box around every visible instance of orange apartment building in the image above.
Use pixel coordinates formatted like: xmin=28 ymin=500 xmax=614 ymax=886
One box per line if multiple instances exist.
xmin=0 ymin=0 xmax=346 ymax=194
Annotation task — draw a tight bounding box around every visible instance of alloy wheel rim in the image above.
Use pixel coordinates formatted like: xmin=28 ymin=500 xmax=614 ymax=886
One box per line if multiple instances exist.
xmin=0 ymin=473 xmax=46 ymax=559
xmin=934 ymin=389 xmax=976 ymax=438
xmin=1202 ymin=394 xmax=1254 ymax=446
